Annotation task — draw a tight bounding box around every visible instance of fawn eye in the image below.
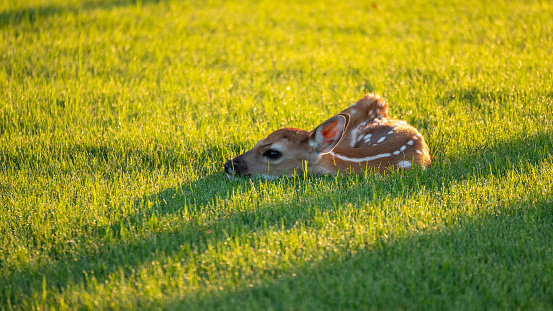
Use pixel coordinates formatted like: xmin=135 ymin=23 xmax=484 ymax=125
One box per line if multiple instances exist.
xmin=263 ymin=149 xmax=282 ymax=160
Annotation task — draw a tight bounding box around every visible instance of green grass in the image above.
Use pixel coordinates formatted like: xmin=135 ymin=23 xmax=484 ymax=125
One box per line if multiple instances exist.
xmin=1 ymin=0 xmax=553 ymax=309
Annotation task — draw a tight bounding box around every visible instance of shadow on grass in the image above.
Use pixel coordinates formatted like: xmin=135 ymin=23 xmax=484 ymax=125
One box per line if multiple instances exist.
xmin=171 ymin=196 xmax=553 ymax=310
xmin=0 ymin=0 xmax=165 ymax=29
xmin=0 ymin=131 xmax=551 ymax=307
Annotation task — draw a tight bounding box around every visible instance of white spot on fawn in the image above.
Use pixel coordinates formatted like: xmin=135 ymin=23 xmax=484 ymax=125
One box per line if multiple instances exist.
xmin=377 ymin=136 xmax=386 ymax=143
xmin=329 ymin=151 xmax=392 ymax=163
xmin=416 ymin=150 xmax=422 ymax=154
xmin=363 ymin=134 xmax=372 ymax=143
xmin=400 ymin=145 xmax=407 ymax=152
xmin=407 ymin=140 xmax=414 ymax=145
xmin=397 ymin=160 xmax=412 ymax=169
xmin=350 ymin=127 xmax=361 ymax=147
xmin=393 ymin=151 xmax=400 ymax=155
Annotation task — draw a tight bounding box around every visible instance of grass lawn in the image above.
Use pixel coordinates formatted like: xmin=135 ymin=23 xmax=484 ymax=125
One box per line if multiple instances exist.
xmin=1 ymin=0 xmax=552 ymax=309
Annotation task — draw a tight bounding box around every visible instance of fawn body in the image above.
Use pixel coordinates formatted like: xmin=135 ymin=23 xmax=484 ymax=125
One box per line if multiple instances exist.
xmin=224 ymin=94 xmax=430 ymax=177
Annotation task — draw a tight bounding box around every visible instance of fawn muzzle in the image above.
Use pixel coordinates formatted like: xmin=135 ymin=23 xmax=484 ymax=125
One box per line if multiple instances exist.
xmin=224 ymin=157 xmax=248 ymax=176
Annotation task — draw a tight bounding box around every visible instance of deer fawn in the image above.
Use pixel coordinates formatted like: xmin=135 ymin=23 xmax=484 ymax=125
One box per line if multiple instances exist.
xmin=224 ymin=94 xmax=431 ymax=178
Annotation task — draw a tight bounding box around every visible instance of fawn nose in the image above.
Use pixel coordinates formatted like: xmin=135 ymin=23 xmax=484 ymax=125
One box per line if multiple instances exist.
xmin=224 ymin=158 xmax=247 ymax=175
xmin=224 ymin=160 xmax=233 ymax=174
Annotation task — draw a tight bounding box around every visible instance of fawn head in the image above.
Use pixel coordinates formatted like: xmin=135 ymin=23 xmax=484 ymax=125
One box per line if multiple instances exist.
xmin=224 ymin=114 xmax=350 ymax=177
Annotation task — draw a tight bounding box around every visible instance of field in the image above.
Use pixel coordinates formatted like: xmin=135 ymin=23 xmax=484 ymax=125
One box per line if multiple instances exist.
xmin=1 ymin=0 xmax=553 ymax=309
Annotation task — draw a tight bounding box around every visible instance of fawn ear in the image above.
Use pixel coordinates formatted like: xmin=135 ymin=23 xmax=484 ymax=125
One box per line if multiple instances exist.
xmin=309 ymin=114 xmax=348 ymax=154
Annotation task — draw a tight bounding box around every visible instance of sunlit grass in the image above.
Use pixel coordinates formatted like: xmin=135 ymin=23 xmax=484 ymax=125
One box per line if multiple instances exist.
xmin=1 ymin=0 xmax=552 ymax=309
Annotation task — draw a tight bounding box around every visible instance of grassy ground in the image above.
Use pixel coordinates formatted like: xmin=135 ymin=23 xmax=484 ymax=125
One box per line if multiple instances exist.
xmin=1 ymin=0 xmax=552 ymax=309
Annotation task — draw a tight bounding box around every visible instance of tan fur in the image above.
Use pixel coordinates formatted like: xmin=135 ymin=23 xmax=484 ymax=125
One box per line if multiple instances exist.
xmin=224 ymin=94 xmax=431 ymax=177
